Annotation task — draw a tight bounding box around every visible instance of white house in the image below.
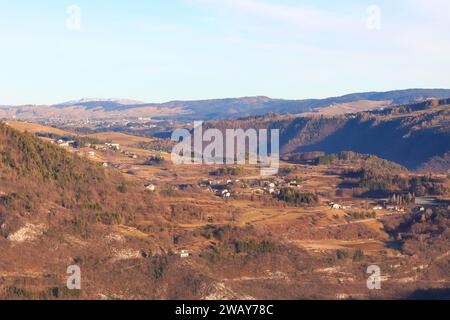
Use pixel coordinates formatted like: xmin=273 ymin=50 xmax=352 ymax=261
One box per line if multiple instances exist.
xmin=180 ymin=250 xmax=190 ymax=258
xmin=265 ymin=182 xmax=276 ymax=189
xmin=216 ymin=189 xmax=231 ymax=198
xmin=105 ymin=143 xmax=121 ymax=151
xmin=56 ymin=139 xmax=69 ymax=147
xmin=264 ymin=187 xmax=275 ymax=194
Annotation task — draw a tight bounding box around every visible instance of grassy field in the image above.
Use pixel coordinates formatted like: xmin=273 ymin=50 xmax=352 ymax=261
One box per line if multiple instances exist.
xmin=85 ymin=132 xmax=156 ymax=146
xmin=5 ymin=120 xmax=72 ymax=135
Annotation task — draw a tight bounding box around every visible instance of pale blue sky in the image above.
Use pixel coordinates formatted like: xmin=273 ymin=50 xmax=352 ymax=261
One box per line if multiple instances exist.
xmin=1 ymin=0 xmax=449 ymax=105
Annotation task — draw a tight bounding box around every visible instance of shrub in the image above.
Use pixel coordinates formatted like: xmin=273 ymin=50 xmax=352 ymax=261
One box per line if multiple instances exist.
xmin=277 ymin=188 xmax=318 ymax=206
xmin=209 ymin=167 xmax=244 ymax=177
xmin=233 ymin=240 xmax=276 ymax=255
xmin=336 ymin=249 xmax=349 ymax=260
xmin=152 ymin=255 xmax=169 ymax=280
xmin=352 ymin=250 xmax=365 ymax=262
xmin=118 ymin=181 xmax=128 ymax=193
xmin=143 ymin=155 xmax=165 ymax=165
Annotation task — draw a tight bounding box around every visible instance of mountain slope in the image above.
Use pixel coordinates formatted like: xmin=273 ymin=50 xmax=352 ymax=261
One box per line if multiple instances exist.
xmin=418 ymin=152 xmax=450 ymax=173
xmin=0 ymin=122 xmax=173 ymax=298
xmin=288 ymin=99 xmax=450 ymax=170
xmin=0 ymin=122 xmax=161 ymax=237
xmin=211 ymin=98 xmax=450 ymax=171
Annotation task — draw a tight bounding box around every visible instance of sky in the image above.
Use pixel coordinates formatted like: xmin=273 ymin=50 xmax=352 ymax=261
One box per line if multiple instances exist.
xmin=0 ymin=0 xmax=449 ymax=105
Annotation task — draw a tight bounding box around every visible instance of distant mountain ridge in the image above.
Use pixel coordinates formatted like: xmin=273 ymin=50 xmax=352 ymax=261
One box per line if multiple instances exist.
xmin=53 ymin=98 xmax=146 ymax=110
xmin=1 ymin=88 xmax=450 ymax=121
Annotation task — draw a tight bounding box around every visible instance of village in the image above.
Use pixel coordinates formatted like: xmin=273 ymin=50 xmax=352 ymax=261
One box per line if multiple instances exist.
xmin=35 ymin=129 xmax=450 ymax=226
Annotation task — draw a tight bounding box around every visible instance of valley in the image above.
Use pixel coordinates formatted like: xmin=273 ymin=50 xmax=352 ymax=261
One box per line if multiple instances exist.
xmin=0 ymin=114 xmax=449 ymax=300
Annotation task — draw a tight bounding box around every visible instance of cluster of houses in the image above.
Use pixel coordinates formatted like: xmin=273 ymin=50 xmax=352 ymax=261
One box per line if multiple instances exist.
xmin=92 ymin=143 xmax=141 ymax=160
xmin=328 ymin=200 xmax=408 ymax=213
xmin=368 ymin=197 xmax=450 ymax=215
xmin=195 ymin=177 xmax=305 ymax=199
xmin=385 ymin=205 xmax=406 ymax=213
xmin=198 ymin=180 xmax=235 ymax=199
xmin=250 ymin=180 xmax=300 ymax=195
xmin=329 ymin=202 xmax=352 ymax=210
xmin=92 ymin=142 xmax=121 ymax=152
xmin=60 ymin=138 xmax=140 ymax=163
xmin=94 ymin=143 xmax=141 ymax=160
xmin=105 ymin=142 xmax=121 ymax=151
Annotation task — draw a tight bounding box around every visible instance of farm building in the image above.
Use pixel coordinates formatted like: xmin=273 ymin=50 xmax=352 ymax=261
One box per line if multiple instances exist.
xmin=180 ymin=250 xmax=190 ymax=258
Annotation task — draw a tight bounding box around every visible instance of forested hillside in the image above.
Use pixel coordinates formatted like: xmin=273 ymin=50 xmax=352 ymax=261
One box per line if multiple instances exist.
xmin=0 ymin=122 xmax=159 ymax=238
xmin=211 ymin=99 xmax=450 ymax=172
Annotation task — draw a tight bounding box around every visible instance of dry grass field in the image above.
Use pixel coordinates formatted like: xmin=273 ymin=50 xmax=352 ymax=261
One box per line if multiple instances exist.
xmin=85 ymin=132 xmax=156 ymax=146
xmin=5 ymin=120 xmax=71 ymax=135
